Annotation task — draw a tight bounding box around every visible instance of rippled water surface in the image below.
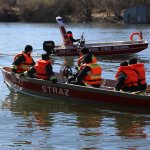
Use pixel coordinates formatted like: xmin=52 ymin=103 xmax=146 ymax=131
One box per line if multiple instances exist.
xmin=0 ymin=22 xmax=150 ymax=149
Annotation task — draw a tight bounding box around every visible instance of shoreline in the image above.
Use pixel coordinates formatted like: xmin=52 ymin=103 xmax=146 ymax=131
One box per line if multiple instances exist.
xmin=0 ymin=11 xmax=124 ymax=24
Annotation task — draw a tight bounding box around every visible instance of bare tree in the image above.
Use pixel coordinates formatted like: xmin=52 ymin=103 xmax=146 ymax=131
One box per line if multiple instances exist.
xmin=77 ymin=0 xmax=93 ymax=22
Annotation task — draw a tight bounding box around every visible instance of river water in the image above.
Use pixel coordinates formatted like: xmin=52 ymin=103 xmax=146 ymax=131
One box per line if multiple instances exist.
xmin=0 ymin=22 xmax=150 ymax=149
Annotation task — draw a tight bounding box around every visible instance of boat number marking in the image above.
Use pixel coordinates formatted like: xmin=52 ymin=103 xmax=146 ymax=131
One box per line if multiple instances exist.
xmin=101 ymin=46 xmax=111 ymax=51
xmin=11 ymin=76 xmax=23 ymax=86
xmin=42 ymin=86 xmax=69 ymax=96
xmin=91 ymin=47 xmax=98 ymax=51
xmin=58 ymin=49 xmax=72 ymax=54
xmin=113 ymin=45 xmax=129 ymax=50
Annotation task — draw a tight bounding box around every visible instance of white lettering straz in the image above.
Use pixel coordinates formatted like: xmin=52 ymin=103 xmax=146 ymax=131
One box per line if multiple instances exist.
xmin=42 ymin=86 xmax=70 ymax=96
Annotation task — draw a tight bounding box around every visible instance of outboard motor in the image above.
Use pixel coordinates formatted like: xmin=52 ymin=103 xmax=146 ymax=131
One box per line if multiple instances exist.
xmin=43 ymin=41 xmax=55 ymax=55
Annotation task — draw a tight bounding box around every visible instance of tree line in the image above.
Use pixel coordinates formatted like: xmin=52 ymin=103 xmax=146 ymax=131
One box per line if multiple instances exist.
xmin=0 ymin=0 xmax=150 ymax=22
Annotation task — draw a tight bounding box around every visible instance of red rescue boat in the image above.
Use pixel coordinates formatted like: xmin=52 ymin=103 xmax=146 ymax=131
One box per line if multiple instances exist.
xmin=42 ymin=16 xmax=149 ymax=56
xmin=1 ymin=67 xmax=150 ymax=107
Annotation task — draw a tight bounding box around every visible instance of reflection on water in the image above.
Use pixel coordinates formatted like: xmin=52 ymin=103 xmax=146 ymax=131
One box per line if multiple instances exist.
xmin=1 ymin=92 xmax=150 ymax=149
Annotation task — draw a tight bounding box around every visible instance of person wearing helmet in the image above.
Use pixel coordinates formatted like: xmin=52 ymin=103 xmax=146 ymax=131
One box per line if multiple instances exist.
xmin=67 ymin=31 xmax=80 ymax=44
xmin=12 ymin=45 xmax=35 ymax=74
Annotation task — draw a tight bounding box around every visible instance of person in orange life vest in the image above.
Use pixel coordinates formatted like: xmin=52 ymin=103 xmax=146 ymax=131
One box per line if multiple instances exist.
xmin=22 ymin=54 xmax=57 ymax=83
xmin=70 ymin=54 xmax=102 ymax=88
xmin=115 ymin=61 xmax=139 ymax=92
xmin=67 ymin=31 xmax=80 ymax=44
xmin=129 ymin=58 xmax=147 ymax=91
xmin=77 ymin=47 xmax=97 ymax=67
xmin=68 ymin=47 xmax=97 ymax=83
xmin=12 ymin=45 xmax=35 ymax=74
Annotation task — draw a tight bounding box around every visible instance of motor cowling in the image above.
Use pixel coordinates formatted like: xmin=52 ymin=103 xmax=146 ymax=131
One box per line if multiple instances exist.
xmin=43 ymin=41 xmax=55 ymax=55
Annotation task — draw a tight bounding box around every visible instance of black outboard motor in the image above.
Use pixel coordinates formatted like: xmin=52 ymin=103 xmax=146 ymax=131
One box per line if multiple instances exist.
xmin=43 ymin=41 xmax=55 ymax=55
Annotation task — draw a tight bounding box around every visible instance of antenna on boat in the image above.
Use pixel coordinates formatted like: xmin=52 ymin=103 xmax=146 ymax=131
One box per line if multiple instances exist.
xmin=56 ymin=16 xmax=73 ymax=47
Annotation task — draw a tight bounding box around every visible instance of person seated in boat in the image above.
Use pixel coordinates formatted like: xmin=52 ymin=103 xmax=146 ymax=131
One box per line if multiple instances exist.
xmin=68 ymin=49 xmax=97 ymax=83
xmin=67 ymin=48 xmax=97 ymax=83
xmin=67 ymin=31 xmax=80 ymax=44
xmin=115 ymin=61 xmax=139 ymax=92
xmin=12 ymin=45 xmax=35 ymax=74
xmin=129 ymin=58 xmax=147 ymax=91
xmin=77 ymin=47 xmax=97 ymax=67
xmin=69 ymin=54 xmax=102 ymax=88
xmin=20 ymin=54 xmax=57 ymax=83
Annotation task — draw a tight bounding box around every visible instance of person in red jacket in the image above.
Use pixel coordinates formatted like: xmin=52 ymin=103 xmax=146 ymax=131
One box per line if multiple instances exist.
xmin=67 ymin=31 xmax=80 ymax=44
xmin=12 ymin=45 xmax=35 ymax=74
xmin=21 ymin=54 xmax=57 ymax=83
xmin=129 ymin=58 xmax=147 ymax=91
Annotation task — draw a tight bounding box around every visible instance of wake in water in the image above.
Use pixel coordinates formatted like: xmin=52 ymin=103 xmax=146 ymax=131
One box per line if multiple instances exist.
xmin=0 ymin=49 xmax=44 ymax=57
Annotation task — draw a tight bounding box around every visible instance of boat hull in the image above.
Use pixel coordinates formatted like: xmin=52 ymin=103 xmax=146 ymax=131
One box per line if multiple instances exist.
xmin=2 ymin=67 xmax=150 ymax=107
xmin=54 ymin=41 xmax=148 ymax=56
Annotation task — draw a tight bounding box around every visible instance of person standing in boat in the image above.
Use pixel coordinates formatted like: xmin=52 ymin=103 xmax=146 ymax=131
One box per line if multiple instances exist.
xmin=21 ymin=53 xmax=57 ymax=83
xmin=67 ymin=31 xmax=80 ymax=44
xmin=12 ymin=45 xmax=35 ymax=74
xmin=115 ymin=61 xmax=139 ymax=92
xmin=129 ymin=58 xmax=147 ymax=91
xmin=77 ymin=47 xmax=97 ymax=67
xmin=70 ymin=54 xmax=102 ymax=88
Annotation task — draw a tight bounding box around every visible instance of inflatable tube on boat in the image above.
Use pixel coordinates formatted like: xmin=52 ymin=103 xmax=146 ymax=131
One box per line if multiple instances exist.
xmin=130 ymin=32 xmax=143 ymax=41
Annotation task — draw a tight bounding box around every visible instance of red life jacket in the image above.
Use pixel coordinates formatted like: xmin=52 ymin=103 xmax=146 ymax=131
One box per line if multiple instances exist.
xmin=130 ymin=63 xmax=147 ymax=85
xmin=64 ymin=34 xmax=73 ymax=45
xmin=83 ymin=63 xmax=102 ymax=85
xmin=115 ymin=66 xmax=139 ymax=87
xmin=14 ymin=52 xmax=33 ymax=73
xmin=67 ymin=33 xmax=73 ymax=38
xmin=65 ymin=33 xmax=73 ymax=45
xmin=34 ymin=60 xmax=51 ymax=80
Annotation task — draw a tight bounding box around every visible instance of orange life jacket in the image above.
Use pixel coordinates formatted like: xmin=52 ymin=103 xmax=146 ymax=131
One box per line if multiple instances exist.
xmin=83 ymin=63 xmax=102 ymax=85
xmin=130 ymin=63 xmax=147 ymax=85
xmin=115 ymin=66 xmax=139 ymax=87
xmin=14 ymin=52 xmax=33 ymax=73
xmin=78 ymin=54 xmax=97 ymax=67
xmin=34 ymin=60 xmax=51 ymax=80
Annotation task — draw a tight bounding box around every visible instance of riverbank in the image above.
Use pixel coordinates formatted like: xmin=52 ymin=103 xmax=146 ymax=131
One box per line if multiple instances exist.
xmin=0 ymin=6 xmax=124 ymax=24
xmin=91 ymin=11 xmax=124 ymax=24
xmin=63 ymin=11 xmax=124 ymax=24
